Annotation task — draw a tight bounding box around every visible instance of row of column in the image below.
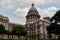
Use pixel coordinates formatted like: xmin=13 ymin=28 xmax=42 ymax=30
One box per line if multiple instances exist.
xmin=28 ymin=26 xmax=47 ymax=39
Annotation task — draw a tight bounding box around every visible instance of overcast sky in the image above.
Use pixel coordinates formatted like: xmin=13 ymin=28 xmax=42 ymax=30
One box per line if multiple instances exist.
xmin=0 ymin=0 xmax=60 ymax=24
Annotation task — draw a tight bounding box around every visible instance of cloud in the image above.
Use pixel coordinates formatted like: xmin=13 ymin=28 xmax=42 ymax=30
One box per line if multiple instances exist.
xmin=8 ymin=7 xmax=29 ymax=24
xmin=37 ymin=7 xmax=58 ymax=19
xmin=13 ymin=0 xmax=60 ymax=5
xmin=8 ymin=6 xmax=58 ymax=24
xmin=0 ymin=0 xmax=60 ymax=9
xmin=0 ymin=0 xmax=14 ymax=9
xmin=0 ymin=0 xmax=60 ymax=24
xmin=14 ymin=7 xmax=29 ymax=17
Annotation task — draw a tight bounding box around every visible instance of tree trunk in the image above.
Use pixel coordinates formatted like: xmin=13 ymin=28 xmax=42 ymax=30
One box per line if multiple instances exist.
xmin=18 ymin=35 xmax=20 ymax=40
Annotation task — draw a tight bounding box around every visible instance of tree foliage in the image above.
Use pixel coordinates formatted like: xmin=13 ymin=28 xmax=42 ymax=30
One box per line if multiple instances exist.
xmin=12 ymin=25 xmax=27 ymax=35
xmin=52 ymin=10 xmax=60 ymax=22
xmin=47 ymin=10 xmax=60 ymax=37
xmin=12 ymin=25 xmax=27 ymax=40
xmin=0 ymin=24 xmax=5 ymax=34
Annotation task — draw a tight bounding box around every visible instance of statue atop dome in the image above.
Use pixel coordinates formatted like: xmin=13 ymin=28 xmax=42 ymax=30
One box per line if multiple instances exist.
xmin=32 ymin=3 xmax=34 ymax=7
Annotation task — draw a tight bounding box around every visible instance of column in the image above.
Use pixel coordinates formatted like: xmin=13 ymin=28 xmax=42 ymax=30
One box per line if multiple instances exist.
xmin=55 ymin=35 xmax=58 ymax=39
xmin=40 ymin=26 xmax=44 ymax=39
xmin=44 ymin=27 xmax=48 ymax=39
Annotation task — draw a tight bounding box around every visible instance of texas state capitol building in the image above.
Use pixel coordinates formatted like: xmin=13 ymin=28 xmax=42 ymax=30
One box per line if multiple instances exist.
xmin=0 ymin=3 xmax=50 ymax=39
xmin=0 ymin=3 xmax=59 ymax=39
xmin=25 ymin=3 xmax=51 ymax=39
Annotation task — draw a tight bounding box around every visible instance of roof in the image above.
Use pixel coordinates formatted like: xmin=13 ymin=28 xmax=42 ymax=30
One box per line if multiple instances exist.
xmin=26 ymin=3 xmax=40 ymax=17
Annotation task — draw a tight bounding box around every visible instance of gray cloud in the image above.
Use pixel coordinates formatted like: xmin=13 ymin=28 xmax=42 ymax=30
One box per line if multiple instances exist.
xmin=0 ymin=0 xmax=60 ymax=9
xmin=0 ymin=0 xmax=60 ymax=24
xmin=8 ymin=7 xmax=58 ymax=24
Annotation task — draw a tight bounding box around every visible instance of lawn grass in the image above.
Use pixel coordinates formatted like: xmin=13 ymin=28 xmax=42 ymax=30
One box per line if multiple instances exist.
xmin=0 ymin=38 xmax=18 ymax=40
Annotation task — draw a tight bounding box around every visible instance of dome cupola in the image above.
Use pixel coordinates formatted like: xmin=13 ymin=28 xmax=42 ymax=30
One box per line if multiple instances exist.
xmin=26 ymin=3 xmax=40 ymax=23
xmin=27 ymin=3 xmax=40 ymax=17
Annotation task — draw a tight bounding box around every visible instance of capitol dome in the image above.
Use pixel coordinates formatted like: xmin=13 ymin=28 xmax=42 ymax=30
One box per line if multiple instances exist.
xmin=27 ymin=3 xmax=40 ymax=17
xmin=26 ymin=3 xmax=40 ymax=23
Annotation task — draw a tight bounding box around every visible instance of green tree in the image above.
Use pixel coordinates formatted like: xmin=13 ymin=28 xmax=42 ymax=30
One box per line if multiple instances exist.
xmin=5 ymin=30 xmax=11 ymax=40
xmin=0 ymin=24 xmax=12 ymax=40
xmin=12 ymin=25 xmax=27 ymax=40
xmin=47 ymin=10 xmax=60 ymax=38
xmin=0 ymin=24 xmax=7 ymax=39
xmin=0 ymin=24 xmax=5 ymax=34
xmin=52 ymin=10 xmax=60 ymax=22
xmin=51 ymin=10 xmax=60 ymax=35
